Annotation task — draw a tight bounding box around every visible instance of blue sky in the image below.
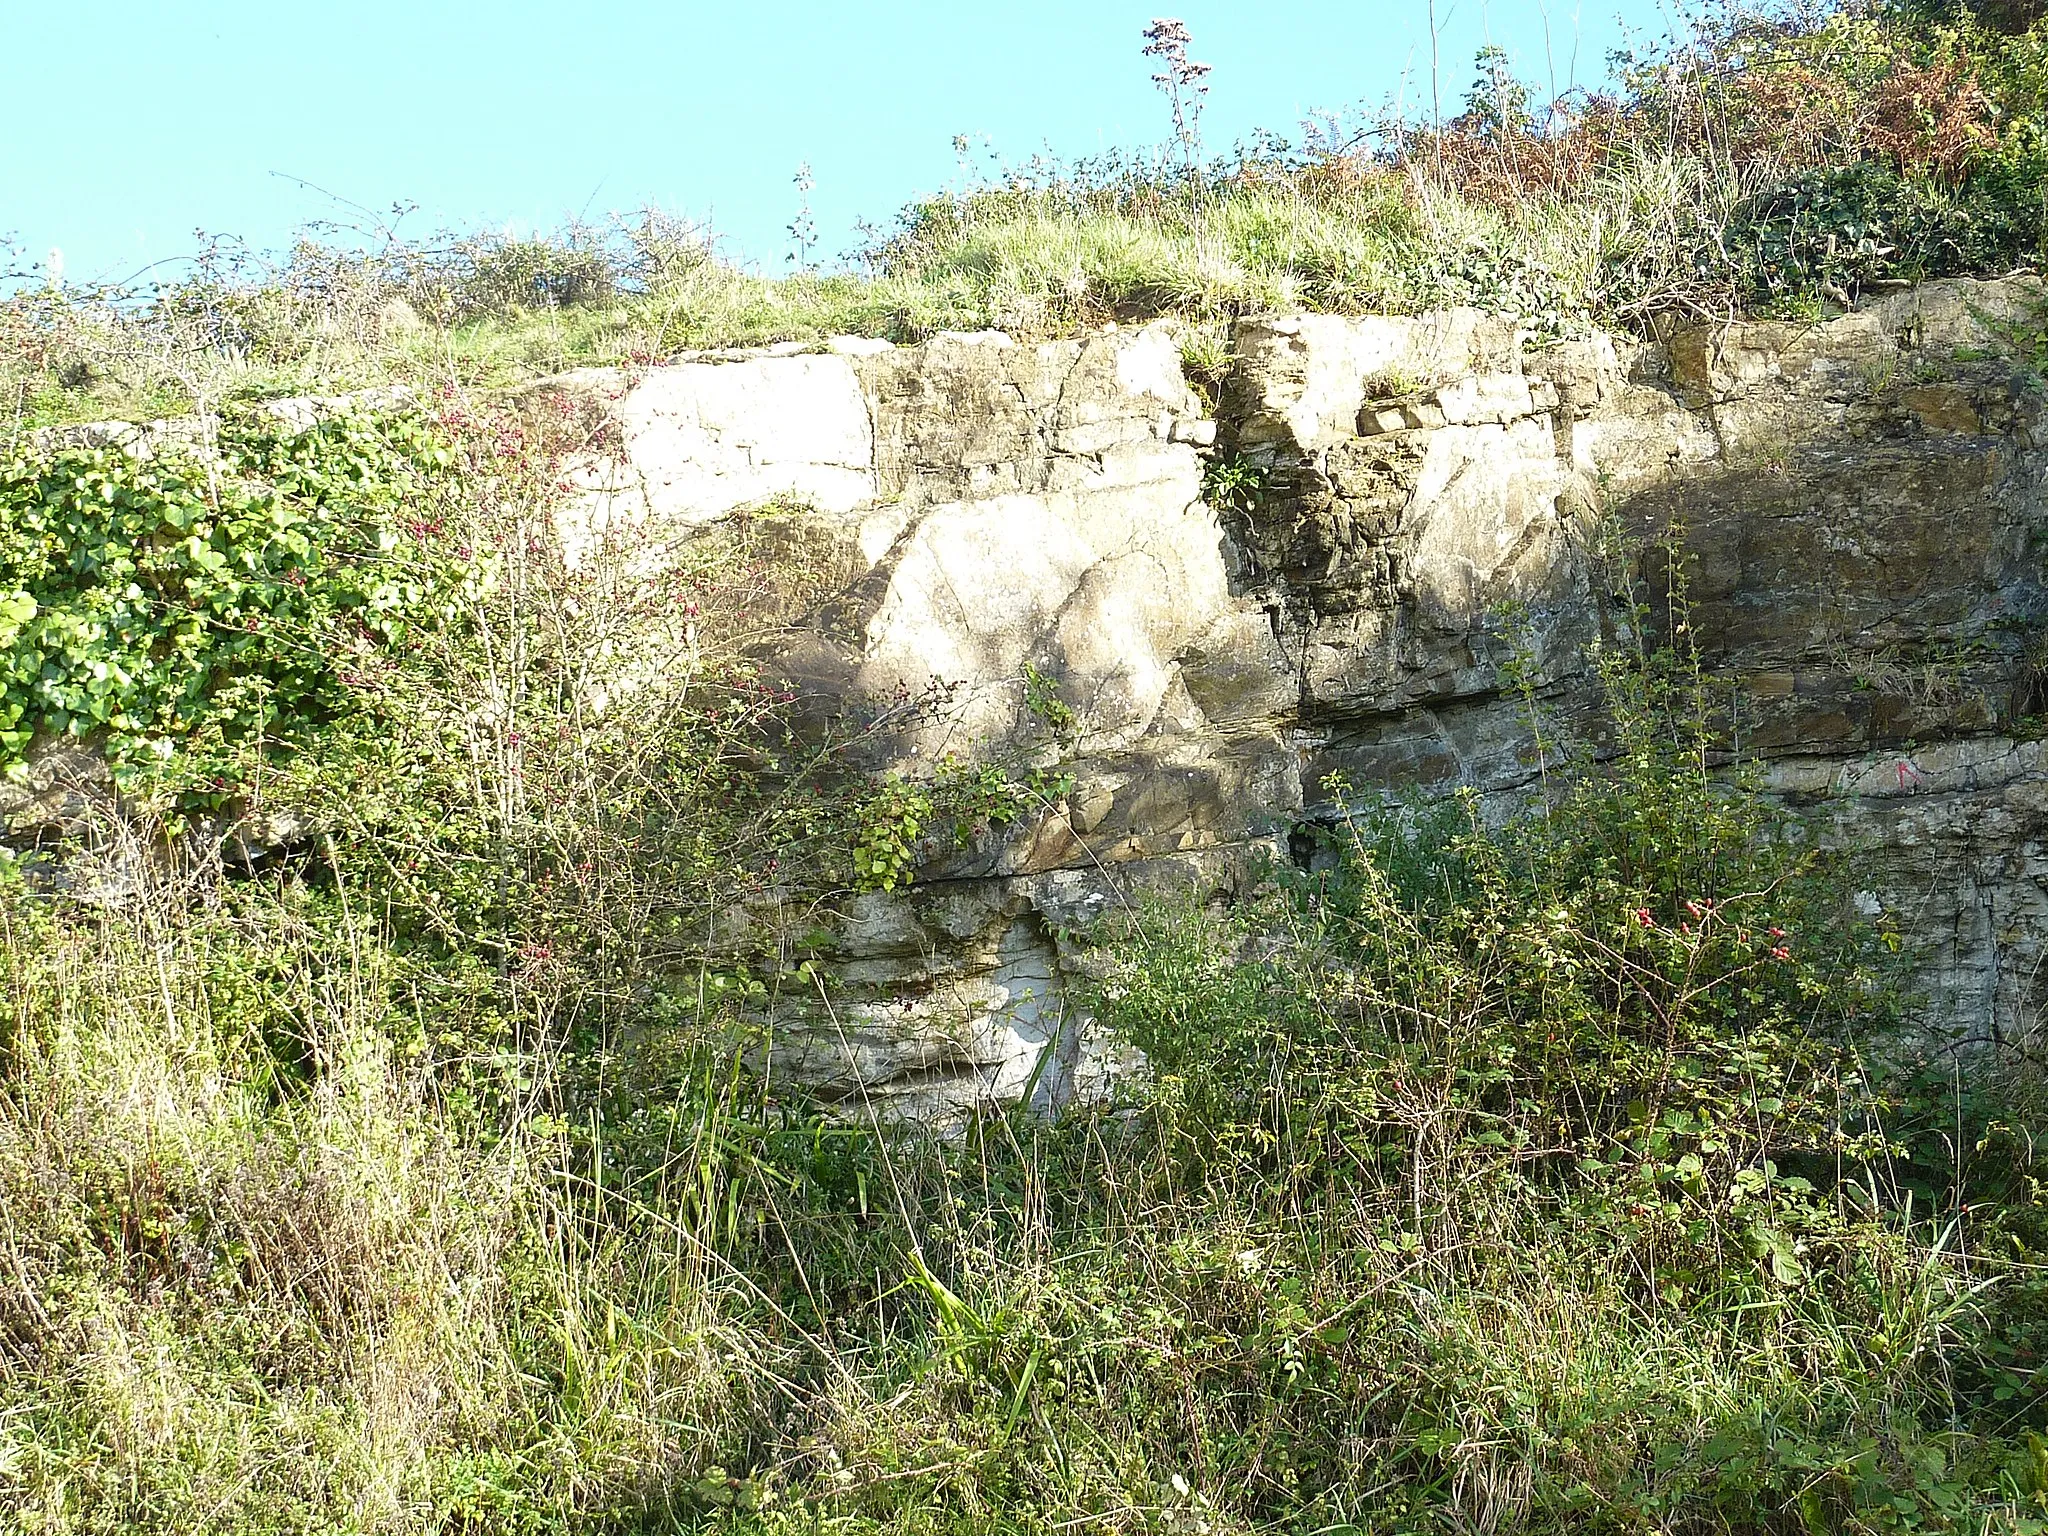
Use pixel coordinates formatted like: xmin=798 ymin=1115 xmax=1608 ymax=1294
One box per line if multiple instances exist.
xmin=4 ymin=1 xmax=1670 ymax=286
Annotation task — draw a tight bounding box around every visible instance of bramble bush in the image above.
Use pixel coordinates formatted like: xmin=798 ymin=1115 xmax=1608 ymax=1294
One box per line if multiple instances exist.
xmin=800 ymin=641 xmax=2041 ymax=1533
xmin=1097 ymin=643 xmax=1895 ymax=1275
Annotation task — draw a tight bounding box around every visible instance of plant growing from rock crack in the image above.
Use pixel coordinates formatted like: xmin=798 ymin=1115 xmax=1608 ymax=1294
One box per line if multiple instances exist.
xmin=1201 ymin=450 xmax=1265 ymax=517
xmin=1177 ymin=327 xmax=1232 ymax=405
xmin=849 ymin=754 xmax=1071 ymax=891
xmin=849 ymin=772 xmax=932 ymax=892
xmin=1020 ymin=659 xmax=1077 ymax=743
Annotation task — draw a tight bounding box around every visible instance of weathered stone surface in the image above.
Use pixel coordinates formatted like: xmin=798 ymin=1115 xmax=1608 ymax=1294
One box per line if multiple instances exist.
xmin=25 ymin=284 xmax=2046 ymax=1118
xmin=514 ymin=286 xmax=2048 ymax=1114
xmin=0 ymin=739 xmax=111 ymax=839
xmin=1767 ymin=737 xmax=2048 ymax=1051
xmin=1228 ymin=309 xmax=1526 ymax=452
xmin=551 ymin=354 xmax=878 ymax=563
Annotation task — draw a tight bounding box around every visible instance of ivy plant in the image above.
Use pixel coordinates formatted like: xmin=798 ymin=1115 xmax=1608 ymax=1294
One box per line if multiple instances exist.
xmin=0 ymin=410 xmax=480 ymax=801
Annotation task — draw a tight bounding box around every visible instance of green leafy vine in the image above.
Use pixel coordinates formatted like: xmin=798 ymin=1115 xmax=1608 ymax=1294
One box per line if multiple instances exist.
xmin=0 ymin=410 xmax=481 ymax=800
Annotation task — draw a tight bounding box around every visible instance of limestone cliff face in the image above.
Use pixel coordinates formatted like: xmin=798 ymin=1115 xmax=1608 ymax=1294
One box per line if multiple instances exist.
xmin=1216 ymin=285 xmax=2046 ymax=1063
xmin=18 ymin=286 xmax=2040 ymax=1116
xmin=535 ymin=280 xmax=2048 ymax=1115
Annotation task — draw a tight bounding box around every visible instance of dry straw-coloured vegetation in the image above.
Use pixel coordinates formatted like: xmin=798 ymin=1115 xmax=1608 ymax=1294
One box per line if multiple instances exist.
xmin=1 ymin=2 xmax=2047 ymax=1532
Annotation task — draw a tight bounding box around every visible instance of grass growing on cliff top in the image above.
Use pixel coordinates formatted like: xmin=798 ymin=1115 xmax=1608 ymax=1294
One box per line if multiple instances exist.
xmin=14 ymin=0 xmax=2048 ymax=429
xmin=0 ymin=389 xmax=2043 ymax=1533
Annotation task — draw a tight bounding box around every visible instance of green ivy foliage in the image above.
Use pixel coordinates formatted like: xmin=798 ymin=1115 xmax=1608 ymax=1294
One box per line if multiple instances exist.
xmin=850 ymin=757 xmax=1071 ymax=891
xmin=0 ymin=411 xmax=481 ymax=798
xmin=1728 ymin=158 xmax=2048 ymax=310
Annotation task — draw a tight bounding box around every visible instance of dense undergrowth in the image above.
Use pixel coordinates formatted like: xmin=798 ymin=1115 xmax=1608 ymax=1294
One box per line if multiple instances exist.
xmin=0 ymin=383 xmax=2040 ymax=1533
xmin=2 ymin=2 xmax=2048 ymax=1531
xmin=16 ymin=0 xmax=2048 ymax=429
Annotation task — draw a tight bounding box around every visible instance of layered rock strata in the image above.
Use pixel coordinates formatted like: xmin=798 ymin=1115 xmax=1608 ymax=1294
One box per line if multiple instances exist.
xmin=531 ymin=280 xmax=2048 ymax=1115
xmin=13 ymin=283 xmax=2046 ymax=1117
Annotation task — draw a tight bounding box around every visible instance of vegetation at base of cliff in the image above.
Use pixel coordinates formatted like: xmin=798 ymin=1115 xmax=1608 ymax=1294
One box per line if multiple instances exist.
xmin=17 ymin=1 xmax=2048 ymax=429
xmin=0 ymin=396 xmax=2041 ymax=1534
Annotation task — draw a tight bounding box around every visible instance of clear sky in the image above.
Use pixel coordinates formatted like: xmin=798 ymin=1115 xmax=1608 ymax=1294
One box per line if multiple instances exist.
xmin=4 ymin=1 xmax=1673 ymax=287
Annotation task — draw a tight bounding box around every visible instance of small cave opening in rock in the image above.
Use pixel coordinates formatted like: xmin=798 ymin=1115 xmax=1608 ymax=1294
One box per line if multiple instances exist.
xmin=1287 ymin=822 xmax=1322 ymax=871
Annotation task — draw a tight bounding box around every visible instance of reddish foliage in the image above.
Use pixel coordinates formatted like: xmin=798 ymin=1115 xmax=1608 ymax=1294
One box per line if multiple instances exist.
xmin=1357 ymin=17 xmax=2002 ymax=210
xmin=1864 ymin=57 xmax=1999 ymax=180
xmin=1400 ymin=95 xmax=1630 ymax=210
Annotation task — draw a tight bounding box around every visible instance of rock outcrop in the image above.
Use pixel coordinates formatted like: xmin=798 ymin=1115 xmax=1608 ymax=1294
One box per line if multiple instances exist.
xmin=15 ymin=283 xmax=2045 ymax=1118
xmin=525 ymin=278 xmax=2048 ymax=1116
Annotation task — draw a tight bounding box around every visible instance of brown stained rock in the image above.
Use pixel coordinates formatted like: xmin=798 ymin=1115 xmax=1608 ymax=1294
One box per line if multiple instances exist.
xmin=0 ymin=739 xmax=111 ymax=839
xmin=1899 ymin=384 xmax=1984 ymax=435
